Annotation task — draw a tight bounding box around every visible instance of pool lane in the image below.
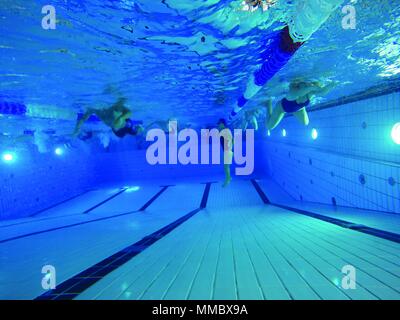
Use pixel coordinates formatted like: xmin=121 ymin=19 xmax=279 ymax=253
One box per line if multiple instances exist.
xmin=74 ymin=181 xmax=400 ymax=300
xmin=37 ymin=188 xmax=126 ymax=217
xmin=0 ymin=185 xmax=162 ymax=243
xmin=34 ymin=183 xmax=209 ymax=300
xmin=3 ymin=179 xmax=400 ymax=300
xmin=0 ymin=183 xmax=204 ymax=299
xmin=252 ymin=179 xmax=400 ymax=244
xmin=206 ymin=179 xmax=263 ymax=209
xmin=76 ymin=181 xmax=400 ymax=300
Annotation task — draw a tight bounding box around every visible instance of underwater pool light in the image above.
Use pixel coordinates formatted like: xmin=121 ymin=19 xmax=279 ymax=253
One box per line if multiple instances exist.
xmin=267 ymin=130 xmax=271 ymax=137
xmin=282 ymin=129 xmax=287 ymax=137
xmin=2 ymin=152 xmax=15 ymax=163
xmin=54 ymin=147 xmax=64 ymax=156
xmin=332 ymin=278 xmax=340 ymax=287
xmin=391 ymin=122 xmax=400 ymax=145
xmin=311 ymin=128 xmax=318 ymax=140
xmin=125 ymin=186 xmax=140 ymax=193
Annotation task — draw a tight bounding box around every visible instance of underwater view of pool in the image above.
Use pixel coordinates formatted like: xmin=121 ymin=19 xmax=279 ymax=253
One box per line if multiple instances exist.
xmin=0 ymin=0 xmax=399 ymax=306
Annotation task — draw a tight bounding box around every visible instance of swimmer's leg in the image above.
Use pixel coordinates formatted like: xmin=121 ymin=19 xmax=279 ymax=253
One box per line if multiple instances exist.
xmin=251 ymin=116 xmax=258 ymax=130
xmin=223 ymin=150 xmax=233 ymax=187
xmin=223 ymin=164 xmax=232 ymax=187
xmin=265 ymin=99 xmax=273 ymax=117
xmin=73 ymin=108 xmax=95 ymax=136
xmin=243 ymin=120 xmax=249 ymax=131
xmin=266 ymin=101 xmax=285 ymax=130
xmin=293 ymin=107 xmax=309 ymax=126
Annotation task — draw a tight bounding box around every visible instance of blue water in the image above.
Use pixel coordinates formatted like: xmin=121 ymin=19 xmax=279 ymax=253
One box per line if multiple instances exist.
xmin=1 ymin=1 xmax=400 ymax=126
xmin=0 ymin=0 xmax=400 ymax=301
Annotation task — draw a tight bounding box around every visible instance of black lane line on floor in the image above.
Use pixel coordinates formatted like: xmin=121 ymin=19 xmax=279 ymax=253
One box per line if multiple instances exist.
xmin=250 ymin=179 xmax=400 ymax=245
xmin=34 ymin=182 xmax=211 ymax=300
xmin=200 ymin=183 xmax=211 ymax=209
xmin=0 ymin=211 xmax=135 ymax=245
xmin=0 ymin=187 xmax=167 ymax=245
xmin=83 ymin=188 xmax=127 ymax=214
xmin=30 ymin=189 xmax=95 ymax=218
xmin=250 ymin=179 xmax=271 ymax=204
xmin=139 ymin=186 xmax=168 ymax=211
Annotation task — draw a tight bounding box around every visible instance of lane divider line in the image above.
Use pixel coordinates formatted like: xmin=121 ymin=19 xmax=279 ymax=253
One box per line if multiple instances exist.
xmin=30 ymin=189 xmax=95 ymax=218
xmin=250 ymin=179 xmax=400 ymax=244
xmin=200 ymin=183 xmax=211 ymax=209
xmin=84 ymin=188 xmax=128 ymax=214
xmin=139 ymin=186 xmax=169 ymax=211
xmin=0 ymin=187 xmax=167 ymax=244
xmin=250 ymin=179 xmax=271 ymax=204
xmin=34 ymin=182 xmax=212 ymax=300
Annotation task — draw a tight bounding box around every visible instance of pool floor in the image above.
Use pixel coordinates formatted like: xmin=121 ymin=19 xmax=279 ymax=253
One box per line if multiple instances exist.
xmin=1 ymin=179 xmax=400 ymax=300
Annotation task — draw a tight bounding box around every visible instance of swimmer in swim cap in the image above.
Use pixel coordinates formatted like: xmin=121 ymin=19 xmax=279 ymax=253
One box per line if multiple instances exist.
xmin=265 ymin=79 xmax=338 ymax=130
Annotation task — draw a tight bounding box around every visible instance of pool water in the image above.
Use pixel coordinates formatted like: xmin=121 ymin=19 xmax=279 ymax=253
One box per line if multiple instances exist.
xmin=0 ymin=0 xmax=399 ymax=300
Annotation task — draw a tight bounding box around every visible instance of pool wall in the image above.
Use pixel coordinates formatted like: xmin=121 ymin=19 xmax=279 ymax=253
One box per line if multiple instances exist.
xmin=1 ymin=90 xmax=398 ymax=220
xmin=0 ymin=138 xmax=267 ymax=220
xmin=263 ymin=91 xmax=400 ymax=213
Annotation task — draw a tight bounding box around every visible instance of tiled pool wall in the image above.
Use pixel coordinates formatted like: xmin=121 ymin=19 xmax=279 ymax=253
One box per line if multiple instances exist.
xmin=2 ymin=90 xmax=398 ymax=220
xmin=0 ymin=146 xmax=96 ymax=220
xmin=263 ymin=91 xmax=400 ymax=213
xmin=0 ymin=137 xmax=266 ymax=220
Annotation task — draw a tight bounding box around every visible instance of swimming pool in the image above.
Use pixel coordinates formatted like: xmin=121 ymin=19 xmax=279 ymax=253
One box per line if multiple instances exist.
xmin=0 ymin=0 xmax=399 ymax=301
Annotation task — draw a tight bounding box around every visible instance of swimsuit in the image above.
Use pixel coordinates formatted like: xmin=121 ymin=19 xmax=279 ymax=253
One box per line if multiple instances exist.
xmin=112 ymin=125 xmax=138 ymax=138
xmin=281 ymin=98 xmax=310 ymax=113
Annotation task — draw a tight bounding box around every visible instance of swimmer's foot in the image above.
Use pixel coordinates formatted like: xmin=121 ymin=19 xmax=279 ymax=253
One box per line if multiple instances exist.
xmin=223 ymin=177 xmax=232 ymax=188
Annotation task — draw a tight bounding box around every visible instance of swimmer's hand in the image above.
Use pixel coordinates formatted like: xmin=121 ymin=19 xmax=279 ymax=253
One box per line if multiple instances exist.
xmin=319 ymin=81 xmax=339 ymax=95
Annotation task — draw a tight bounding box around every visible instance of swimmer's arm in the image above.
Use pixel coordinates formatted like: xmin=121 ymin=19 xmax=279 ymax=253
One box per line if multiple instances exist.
xmin=123 ymin=110 xmax=132 ymax=119
xmin=73 ymin=109 xmax=93 ymax=136
xmin=288 ymin=86 xmax=315 ymax=100
xmin=311 ymin=81 xmax=337 ymax=96
xmin=319 ymin=81 xmax=337 ymax=95
xmin=113 ymin=110 xmax=132 ymax=127
xmin=112 ymin=115 xmax=130 ymax=130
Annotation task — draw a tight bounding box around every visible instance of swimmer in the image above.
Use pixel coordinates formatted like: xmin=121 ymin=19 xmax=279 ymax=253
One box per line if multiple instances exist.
xmin=10 ymin=130 xmax=53 ymax=153
xmin=33 ymin=130 xmax=52 ymax=153
xmin=217 ymin=118 xmax=233 ymax=188
xmin=77 ymin=130 xmax=118 ymax=149
xmin=73 ymin=98 xmax=143 ymax=138
xmin=234 ymin=108 xmax=264 ymax=131
xmin=265 ymin=80 xmax=337 ymax=130
xmin=112 ymin=118 xmax=144 ymax=138
xmin=241 ymin=0 xmax=277 ymax=12
xmin=203 ymin=0 xmax=281 ymax=36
